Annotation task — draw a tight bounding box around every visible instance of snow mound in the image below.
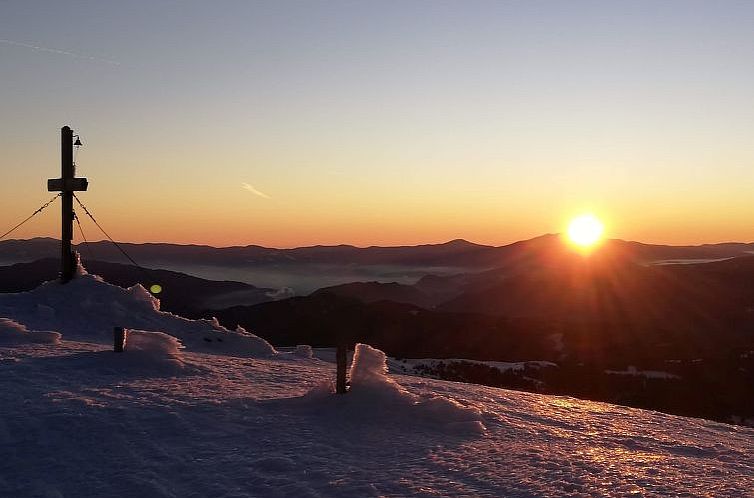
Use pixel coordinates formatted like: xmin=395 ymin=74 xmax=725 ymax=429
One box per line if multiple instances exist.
xmin=0 ymin=267 xmax=276 ymax=358
xmin=294 ymin=344 xmax=314 ymax=358
xmin=110 ymin=330 xmax=192 ymax=375
xmin=0 ymin=318 xmax=61 ymax=345
xmin=350 ymin=342 xmax=392 ymax=386
xmin=125 ymin=329 xmax=183 ymax=357
xmin=304 ymin=344 xmax=485 ymax=434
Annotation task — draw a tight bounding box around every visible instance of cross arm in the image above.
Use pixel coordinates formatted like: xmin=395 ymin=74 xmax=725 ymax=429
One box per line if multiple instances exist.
xmin=48 ymin=178 xmax=89 ymax=192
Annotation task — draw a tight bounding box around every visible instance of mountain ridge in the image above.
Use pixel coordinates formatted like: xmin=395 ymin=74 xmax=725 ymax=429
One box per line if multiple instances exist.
xmin=3 ymin=235 xmax=754 ymax=269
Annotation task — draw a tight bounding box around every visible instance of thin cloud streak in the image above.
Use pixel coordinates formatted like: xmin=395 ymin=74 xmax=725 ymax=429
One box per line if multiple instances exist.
xmin=242 ymin=182 xmax=271 ymax=199
xmin=0 ymin=39 xmax=121 ymax=65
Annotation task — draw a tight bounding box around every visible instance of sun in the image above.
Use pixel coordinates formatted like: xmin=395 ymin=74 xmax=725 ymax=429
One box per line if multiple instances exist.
xmin=567 ymin=214 xmax=605 ymax=248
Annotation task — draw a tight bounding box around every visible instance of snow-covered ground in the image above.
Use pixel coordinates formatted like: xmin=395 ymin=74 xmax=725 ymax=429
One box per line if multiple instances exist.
xmin=605 ymin=366 xmax=681 ymax=380
xmin=391 ymin=357 xmax=558 ymax=375
xmin=0 ymin=269 xmax=753 ymax=497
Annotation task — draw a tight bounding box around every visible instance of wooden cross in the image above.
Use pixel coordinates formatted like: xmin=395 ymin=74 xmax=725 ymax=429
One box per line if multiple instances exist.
xmin=47 ymin=126 xmax=88 ymax=283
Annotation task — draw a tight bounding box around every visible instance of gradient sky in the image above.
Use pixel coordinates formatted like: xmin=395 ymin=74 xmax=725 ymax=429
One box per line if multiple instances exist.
xmin=2 ymin=1 xmax=754 ymax=247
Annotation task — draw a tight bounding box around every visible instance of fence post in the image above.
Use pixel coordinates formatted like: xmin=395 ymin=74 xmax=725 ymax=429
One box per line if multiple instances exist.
xmin=336 ymin=343 xmax=348 ymax=394
xmin=113 ymin=327 xmax=128 ymax=352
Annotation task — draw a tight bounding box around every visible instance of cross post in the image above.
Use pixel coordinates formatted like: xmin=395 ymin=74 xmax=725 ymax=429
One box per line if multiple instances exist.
xmin=48 ymin=126 xmax=88 ymax=283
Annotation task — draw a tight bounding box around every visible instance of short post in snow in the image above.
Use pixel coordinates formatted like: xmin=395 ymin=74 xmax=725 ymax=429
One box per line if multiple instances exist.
xmin=114 ymin=327 xmax=128 ymax=352
xmin=47 ymin=126 xmax=88 ymax=284
xmin=336 ymin=343 xmax=348 ymax=394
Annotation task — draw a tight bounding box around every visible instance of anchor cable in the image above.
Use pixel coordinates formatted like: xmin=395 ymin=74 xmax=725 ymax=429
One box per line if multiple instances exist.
xmin=0 ymin=193 xmax=61 ymax=241
xmin=73 ymin=210 xmax=96 ymax=262
xmin=72 ymin=193 xmax=160 ymax=292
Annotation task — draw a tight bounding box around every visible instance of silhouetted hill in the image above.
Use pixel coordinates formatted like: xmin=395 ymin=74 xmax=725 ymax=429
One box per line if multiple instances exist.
xmin=214 ymin=251 xmax=754 ymax=364
xmin=210 ymin=292 xmax=560 ymax=360
xmin=440 ymin=254 xmax=750 ymax=316
xmin=311 ymin=282 xmax=436 ymax=308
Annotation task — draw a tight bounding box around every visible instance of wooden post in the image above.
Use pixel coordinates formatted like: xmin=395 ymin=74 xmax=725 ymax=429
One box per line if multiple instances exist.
xmin=113 ymin=327 xmax=128 ymax=352
xmin=60 ymin=126 xmax=74 ymax=283
xmin=48 ymin=126 xmax=88 ymax=283
xmin=336 ymin=343 xmax=348 ymax=394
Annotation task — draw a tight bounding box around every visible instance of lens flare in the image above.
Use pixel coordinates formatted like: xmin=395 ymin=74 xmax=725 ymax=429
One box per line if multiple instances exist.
xmin=150 ymin=284 xmax=163 ymax=294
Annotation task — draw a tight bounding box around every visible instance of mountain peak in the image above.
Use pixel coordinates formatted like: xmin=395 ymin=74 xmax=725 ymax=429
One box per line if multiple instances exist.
xmin=442 ymin=238 xmax=479 ymax=247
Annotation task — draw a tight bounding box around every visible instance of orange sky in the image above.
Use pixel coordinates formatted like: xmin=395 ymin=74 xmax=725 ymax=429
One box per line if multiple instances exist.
xmin=2 ymin=2 xmax=754 ymax=248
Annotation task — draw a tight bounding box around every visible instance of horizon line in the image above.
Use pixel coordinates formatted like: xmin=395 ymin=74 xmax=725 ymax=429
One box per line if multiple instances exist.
xmin=3 ymin=235 xmax=754 ymax=251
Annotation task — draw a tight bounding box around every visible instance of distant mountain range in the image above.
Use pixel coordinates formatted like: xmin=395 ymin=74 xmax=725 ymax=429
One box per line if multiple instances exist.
xmin=2 ymin=235 xmax=753 ymax=269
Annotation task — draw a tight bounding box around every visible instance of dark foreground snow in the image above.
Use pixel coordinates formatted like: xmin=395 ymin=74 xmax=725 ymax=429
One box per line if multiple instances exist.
xmin=0 ymin=339 xmax=752 ymax=498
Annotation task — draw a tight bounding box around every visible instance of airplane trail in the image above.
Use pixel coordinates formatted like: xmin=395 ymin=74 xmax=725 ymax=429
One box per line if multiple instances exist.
xmin=0 ymin=39 xmax=120 ymax=65
xmin=242 ymin=182 xmax=271 ymax=199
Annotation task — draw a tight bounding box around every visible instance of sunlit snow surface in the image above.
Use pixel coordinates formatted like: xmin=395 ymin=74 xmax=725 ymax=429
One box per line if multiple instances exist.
xmin=0 ymin=341 xmax=752 ymax=497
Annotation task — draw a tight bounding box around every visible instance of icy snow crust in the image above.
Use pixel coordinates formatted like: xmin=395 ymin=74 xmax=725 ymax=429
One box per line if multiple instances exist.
xmin=0 ymin=270 xmax=275 ymax=357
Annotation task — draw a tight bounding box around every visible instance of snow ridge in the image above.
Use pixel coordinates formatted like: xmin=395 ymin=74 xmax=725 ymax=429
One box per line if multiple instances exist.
xmin=0 ymin=264 xmax=275 ymax=357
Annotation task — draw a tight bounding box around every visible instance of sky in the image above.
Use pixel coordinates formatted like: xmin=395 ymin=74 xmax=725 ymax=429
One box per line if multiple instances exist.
xmin=1 ymin=1 xmax=754 ymax=248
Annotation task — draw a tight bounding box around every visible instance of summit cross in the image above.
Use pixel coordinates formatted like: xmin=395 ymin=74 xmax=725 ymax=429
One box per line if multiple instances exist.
xmin=47 ymin=126 xmax=88 ymax=283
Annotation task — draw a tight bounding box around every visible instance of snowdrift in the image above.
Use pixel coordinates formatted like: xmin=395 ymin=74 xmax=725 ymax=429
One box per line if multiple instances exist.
xmin=0 ymin=265 xmax=275 ymax=357
xmin=302 ymin=343 xmax=485 ymax=435
xmin=111 ymin=329 xmax=193 ymax=374
xmin=0 ymin=317 xmax=61 ymax=345
xmin=294 ymin=344 xmax=314 ymax=358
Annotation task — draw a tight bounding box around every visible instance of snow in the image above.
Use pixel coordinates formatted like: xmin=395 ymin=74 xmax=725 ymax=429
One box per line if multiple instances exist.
xmin=397 ymin=357 xmax=557 ymax=374
xmin=331 ymin=344 xmax=486 ymax=434
xmin=294 ymin=344 xmax=314 ymax=359
xmin=349 ymin=343 xmax=390 ymax=385
xmin=0 ymin=317 xmax=61 ymax=345
xmin=0 ymin=265 xmax=275 ymax=358
xmin=0 ymin=269 xmax=752 ymax=496
xmin=1 ymin=340 xmax=752 ymax=497
xmin=605 ymin=366 xmax=681 ymax=380
xmin=112 ymin=329 xmax=193 ymax=374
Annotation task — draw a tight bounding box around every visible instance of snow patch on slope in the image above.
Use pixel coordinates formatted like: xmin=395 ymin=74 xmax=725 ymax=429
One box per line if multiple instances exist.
xmin=605 ymin=365 xmax=681 ymax=380
xmin=0 ymin=318 xmax=61 ymax=345
xmin=397 ymin=357 xmax=557 ymax=374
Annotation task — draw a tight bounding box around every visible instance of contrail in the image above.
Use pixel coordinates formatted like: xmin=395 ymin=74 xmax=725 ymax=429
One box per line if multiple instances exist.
xmin=0 ymin=38 xmax=120 ymax=65
xmin=242 ymin=182 xmax=271 ymax=199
